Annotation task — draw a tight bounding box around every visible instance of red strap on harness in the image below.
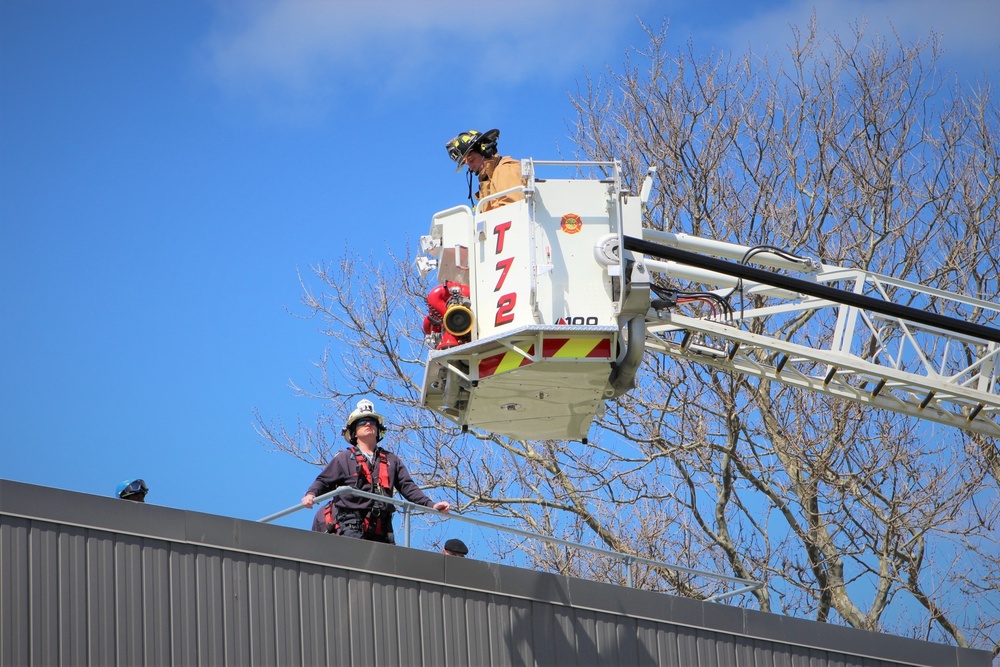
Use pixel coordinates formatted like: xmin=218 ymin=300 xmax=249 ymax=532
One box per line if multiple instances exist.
xmin=321 ymin=448 xmax=393 ymax=536
xmin=349 ymin=447 xmax=392 ymax=538
xmin=352 ymin=447 xmax=390 ymax=491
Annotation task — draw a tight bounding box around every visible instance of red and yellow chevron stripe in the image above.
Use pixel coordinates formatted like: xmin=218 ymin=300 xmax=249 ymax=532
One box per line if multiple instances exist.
xmin=477 ymin=337 xmax=612 ymax=378
xmin=478 ymin=344 xmax=534 ymax=378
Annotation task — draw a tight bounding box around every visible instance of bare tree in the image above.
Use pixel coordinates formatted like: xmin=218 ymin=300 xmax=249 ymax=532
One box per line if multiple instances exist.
xmin=257 ymin=18 xmax=1000 ymax=658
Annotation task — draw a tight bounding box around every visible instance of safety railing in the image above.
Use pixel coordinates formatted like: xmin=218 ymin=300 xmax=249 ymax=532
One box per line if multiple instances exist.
xmin=259 ymin=487 xmax=762 ymax=603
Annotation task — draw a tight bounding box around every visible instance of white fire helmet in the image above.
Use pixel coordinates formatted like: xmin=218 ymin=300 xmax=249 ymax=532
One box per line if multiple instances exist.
xmin=342 ymin=399 xmax=387 ymax=444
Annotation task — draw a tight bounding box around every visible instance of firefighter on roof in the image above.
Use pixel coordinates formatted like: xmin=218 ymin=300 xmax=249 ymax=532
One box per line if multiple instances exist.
xmin=446 ymin=128 xmax=526 ymax=212
xmin=301 ymin=399 xmax=451 ymax=543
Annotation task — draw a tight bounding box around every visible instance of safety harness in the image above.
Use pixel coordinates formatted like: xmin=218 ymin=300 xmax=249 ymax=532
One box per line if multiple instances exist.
xmin=322 ymin=446 xmax=394 ymax=540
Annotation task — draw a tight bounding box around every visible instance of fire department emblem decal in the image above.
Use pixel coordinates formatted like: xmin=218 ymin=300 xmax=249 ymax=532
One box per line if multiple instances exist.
xmin=560 ymin=213 xmax=583 ymax=234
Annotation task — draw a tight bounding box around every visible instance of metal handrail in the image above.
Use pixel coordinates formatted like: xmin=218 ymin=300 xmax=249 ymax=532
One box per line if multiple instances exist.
xmin=474 ymin=184 xmax=527 ymax=214
xmin=259 ymin=487 xmax=763 ymax=603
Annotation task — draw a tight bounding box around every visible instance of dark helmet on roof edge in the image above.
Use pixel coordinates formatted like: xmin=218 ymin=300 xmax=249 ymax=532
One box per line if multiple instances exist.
xmin=115 ymin=478 xmax=148 ymax=501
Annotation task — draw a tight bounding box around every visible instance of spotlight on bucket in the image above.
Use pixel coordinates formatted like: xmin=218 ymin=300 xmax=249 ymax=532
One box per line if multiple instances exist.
xmin=444 ymin=304 xmax=474 ymax=336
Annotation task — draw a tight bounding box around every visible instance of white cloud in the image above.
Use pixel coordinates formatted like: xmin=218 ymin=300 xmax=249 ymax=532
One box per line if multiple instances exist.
xmin=704 ymin=0 xmax=999 ymax=79
xmin=202 ymin=0 xmax=656 ymax=106
xmin=202 ymin=0 xmax=996 ymax=121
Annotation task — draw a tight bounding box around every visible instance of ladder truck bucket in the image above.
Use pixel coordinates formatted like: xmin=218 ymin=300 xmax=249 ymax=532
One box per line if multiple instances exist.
xmin=417 ymin=160 xmax=649 ymax=442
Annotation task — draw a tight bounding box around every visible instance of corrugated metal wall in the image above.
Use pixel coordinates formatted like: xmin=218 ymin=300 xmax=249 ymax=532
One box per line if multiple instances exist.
xmin=0 ymin=479 xmax=990 ymax=667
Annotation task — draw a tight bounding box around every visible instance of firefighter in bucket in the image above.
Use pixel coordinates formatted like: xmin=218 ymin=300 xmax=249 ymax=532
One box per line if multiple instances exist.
xmin=445 ymin=128 xmax=526 ymax=212
xmin=302 ymin=399 xmax=451 ymax=542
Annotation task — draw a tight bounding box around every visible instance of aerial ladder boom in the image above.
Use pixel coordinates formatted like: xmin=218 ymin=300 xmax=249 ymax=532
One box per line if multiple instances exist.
xmin=417 ymin=159 xmax=1000 ymax=440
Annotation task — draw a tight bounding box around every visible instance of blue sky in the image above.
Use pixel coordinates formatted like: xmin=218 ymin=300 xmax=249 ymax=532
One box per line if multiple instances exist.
xmin=2 ymin=0 xmax=998 ymax=541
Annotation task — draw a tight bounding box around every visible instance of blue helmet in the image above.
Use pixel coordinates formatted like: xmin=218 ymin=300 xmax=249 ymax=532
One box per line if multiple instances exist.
xmin=115 ymin=478 xmax=148 ymax=501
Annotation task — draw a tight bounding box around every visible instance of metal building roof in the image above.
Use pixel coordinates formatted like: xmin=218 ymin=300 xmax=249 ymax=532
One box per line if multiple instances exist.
xmin=0 ymin=478 xmax=990 ymax=666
